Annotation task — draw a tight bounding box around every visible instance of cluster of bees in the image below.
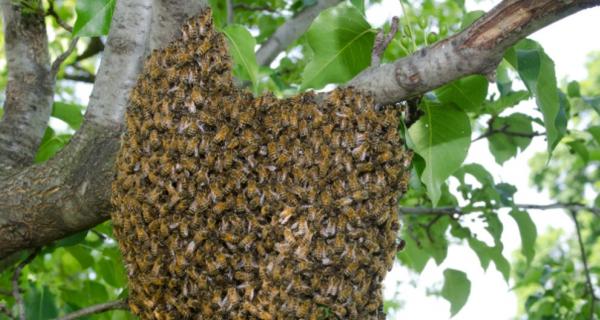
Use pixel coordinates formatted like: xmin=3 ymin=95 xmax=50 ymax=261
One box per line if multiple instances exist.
xmin=111 ymin=8 xmax=411 ymax=320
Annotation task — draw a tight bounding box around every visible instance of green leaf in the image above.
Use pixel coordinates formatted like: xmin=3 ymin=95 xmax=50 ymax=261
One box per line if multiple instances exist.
xmin=300 ymin=3 xmax=375 ymax=90
xmin=397 ymin=237 xmax=430 ymax=273
xmin=72 ymin=0 xmax=116 ymax=37
xmin=588 ymin=126 xmax=600 ymax=145
xmin=567 ymin=81 xmax=581 ymax=97
xmin=510 ymin=40 xmax=565 ymax=155
xmin=207 ymin=0 xmax=227 ymax=29
xmin=468 ymin=236 xmax=492 ymax=270
xmin=460 ymin=11 xmax=484 ymax=29
xmin=407 ymin=103 xmax=471 ymax=206
xmin=52 ymin=102 xmax=84 ymax=129
xmin=66 ymin=245 xmax=94 ymax=269
xmin=566 ymin=140 xmax=590 ymax=163
xmin=509 ymin=209 xmax=537 ymax=266
xmin=350 ymin=0 xmax=365 ymax=13
xmin=487 ymin=113 xmax=534 ymax=164
xmin=441 ymin=269 xmax=471 ymax=317
xmin=436 ymin=75 xmax=488 ymax=112
xmin=223 ymin=24 xmax=259 ymax=93
xmin=35 ymin=135 xmax=71 ymax=163
xmin=25 ymin=284 xmax=58 ymax=320
xmin=484 ymin=90 xmax=529 ymax=114
xmin=55 ymin=230 xmax=88 ymax=247
xmin=454 ymin=163 xmax=494 ymax=186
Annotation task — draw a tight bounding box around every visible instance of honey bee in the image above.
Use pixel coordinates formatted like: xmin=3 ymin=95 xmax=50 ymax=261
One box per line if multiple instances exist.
xmin=214 ymin=125 xmax=230 ymax=144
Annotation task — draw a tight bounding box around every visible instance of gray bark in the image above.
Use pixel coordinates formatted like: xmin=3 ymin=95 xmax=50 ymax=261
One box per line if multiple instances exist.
xmin=148 ymin=0 xmax=207 ymax=51
xmin=349 ymin=0 xmax=600 ymax=104
xmin=255 ymin=0 xmax=342 ymax=66
xmin=0 ymin=0 xmax=52 ymax=170
xmin=0 ymin=0 xmax=153 ymax=259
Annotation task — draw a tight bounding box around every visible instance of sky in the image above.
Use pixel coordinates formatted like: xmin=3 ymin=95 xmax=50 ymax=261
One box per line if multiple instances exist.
xmin=366 ymin=0 xmax=600 ymax=319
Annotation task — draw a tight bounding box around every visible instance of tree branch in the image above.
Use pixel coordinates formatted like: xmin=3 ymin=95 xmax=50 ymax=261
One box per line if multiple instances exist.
xmin=571 ymin=210 xmax=598 ymax=319
xmin=12 ymin=249 xmax=39 ymax=320
xmin=400 ymin=203 xmax=600 ymax=217
xmin=256 ymin=0 xmax=342 ymax=66
xmin=234 ymin=3 xmax=276 ymax=12
xmin=349 ymin=0 xmax=600 ymax=104
xmin=148 ymin=0 xmax=207 ymax=52
xmin=0 ymin=0 xmax=53 ymax=170
xmin=62 ymin=72 xmax=96 ymax=84
xmin=0 ymin=0 xmax=153 ymax=260
xmin=51 ymin=37 xmax=80 ymax=80
xmin=56 ymin=300 xmax=128 ymax=320
xmin=46 ymin=0 xmax=73 ymax=33
xmin=372 ymin=16 xmax=400 ymax=66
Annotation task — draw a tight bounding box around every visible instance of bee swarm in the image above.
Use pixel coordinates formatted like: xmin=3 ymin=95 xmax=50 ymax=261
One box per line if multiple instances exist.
xmin=111 ymin=8 xmax=411 ymax=320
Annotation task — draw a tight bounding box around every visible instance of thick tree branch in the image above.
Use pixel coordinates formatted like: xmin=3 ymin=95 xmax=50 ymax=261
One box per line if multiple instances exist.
xmin=0 ymin=0 xmax=52 ymax=170
xmin=349 ymin=0 xmax=600 ymax=104
xmin=256 ymin=0 xmax=342 ymax=66
xmin=400 ymin=202 xmax=600 ymax=217
xmin=56 ymin=300 xmax=128 ymax=320
xmin=0 ymin=0 xmax=153 ymax=260
xmin=148 ymin=0 xmax=207 ymax=51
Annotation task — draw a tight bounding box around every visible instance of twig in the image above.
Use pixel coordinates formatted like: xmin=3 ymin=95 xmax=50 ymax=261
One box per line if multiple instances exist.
xmin=12 ymin=248 xmax=40 ymax=320
xmin=56 ymin=300 xmax=128 ymax=320
xmin=46 ymin=0 xmax=73 ymax=32
xmin=400 ymin=203 xmax=600 ymax=217
xmin=0 ymin=288 xmax=11 ymax=295
xmin=226 ymin=0 xmax=234 ymax=25
xmin=571 ymin=210 xmax=597 ymax=319
xmin=0 ymin=302 xmax=14 ymax=320
xmin=51 ymin=37 xmax=80 ymax=80
xmin=371 ymin=16 xmax=400 ymax=66
xmin=63 ymin=72 xmax=96 ymax=83
xmin=233 ymin=3 xmax=276 ymax=12
xmin=473 ymin=124 xmax=545 ymax=142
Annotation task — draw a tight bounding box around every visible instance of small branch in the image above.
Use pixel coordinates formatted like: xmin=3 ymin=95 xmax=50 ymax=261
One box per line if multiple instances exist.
xmin=0 ymin=288 xmax=11 ymax=295
xmin=226 ymin=0 xmax=234 ymax=25
xmin=570 ymin=210 xmax=597 ymax=320
xmin=400 ymin=203 xmax=600 ymax=217
xmin=472 ymin=127 xmax=545 ymax=142
xmin=62 ymin=72 xmax=96 ymax=83
xmin=256 ymin=0 xmax=342 ymax=66
xmin=371 ymin=16 xmax=400 ymax=66
xmin=56 ymin=300 xmax=128 ymax=320
xmin=12 ymin=248 xmax=39 ymax=320
xmin=51 ymin=37 xmax=80 ymax=80
xmin=233 ymin=3 xmax=276 ymax=12
xmin=0 ymin=302 xmax=14 ymax=320
xmin=473 ymin=118 xmax=545 ymax=142
xmin=46 ymin=0 xmax=73 ymax=32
